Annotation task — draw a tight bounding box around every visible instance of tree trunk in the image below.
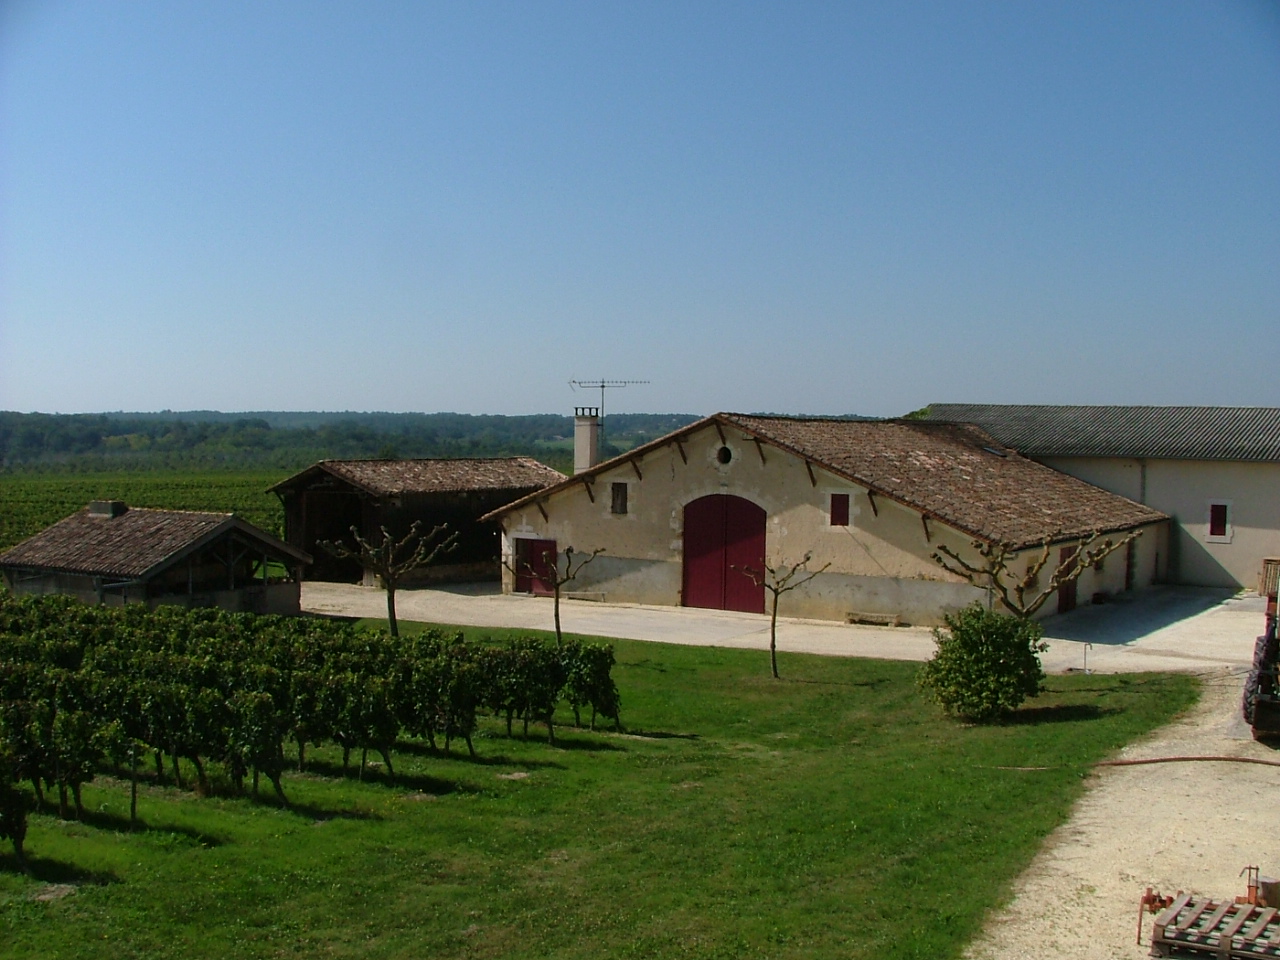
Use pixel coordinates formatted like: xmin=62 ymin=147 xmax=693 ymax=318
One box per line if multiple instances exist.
xmin=378 ymin=747 xmax=395 ymax=782
xmin=296 ymin=740 xmax=306 ymax=773
xmin=386 ymin=585 xmax=399 ymax=638
xmin=769 ymin=592 xmax=780 ymax=679
xmin=553 ymin=582 xmax=562 ymax=644
xmin=359 ymin=746 xmax=368 ymax=781
xmin=57 ymin=783 xmax=69 ymax=820
xmin=154 ymin=750 xmax=166 ymax=784
xmin=192 ymin=756 xmax=210 ymax=797
xmin=71 ymin=782 xmax=84 ymax=820
xmin=130 ymin=746 xmax=138 ymax=828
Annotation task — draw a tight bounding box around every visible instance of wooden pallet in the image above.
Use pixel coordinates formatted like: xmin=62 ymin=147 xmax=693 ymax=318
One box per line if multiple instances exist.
xmin=1151 ymin=893 xmax=1280 ymax=958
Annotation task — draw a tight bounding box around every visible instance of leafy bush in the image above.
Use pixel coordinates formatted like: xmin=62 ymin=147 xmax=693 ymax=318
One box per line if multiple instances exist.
xmin=918 ymin=603 xmax=1047 ymax=722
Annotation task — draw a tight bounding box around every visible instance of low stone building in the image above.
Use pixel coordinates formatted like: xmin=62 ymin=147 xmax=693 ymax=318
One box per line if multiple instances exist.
xmin=0 ymin=500 xmax=311 ymax=614
xmin=926 ymin=404 xmax=1280 ymax=590
xmin=269 ymin=457 xmax=564 ymax=584
xmin=481 ymin=413 xmax=1170 ymax=625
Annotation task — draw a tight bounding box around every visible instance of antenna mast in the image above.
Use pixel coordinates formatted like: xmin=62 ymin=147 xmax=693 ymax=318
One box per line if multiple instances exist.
xmin=568 ymin=379 xmax=650 ymax=454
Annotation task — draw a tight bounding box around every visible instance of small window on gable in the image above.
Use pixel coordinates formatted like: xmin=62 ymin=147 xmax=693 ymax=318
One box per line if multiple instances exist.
xmin=1207 ymin=501 xmax=1231 ymax=542
xmin=611 ymin=482 xmax=628 ymax=515
xmin=830 ymin=493 xmax=850 ymax=526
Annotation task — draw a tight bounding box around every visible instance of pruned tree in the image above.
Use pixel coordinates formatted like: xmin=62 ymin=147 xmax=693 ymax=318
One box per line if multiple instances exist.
xmin=932 ymin=529 xmax=1142 ymax=619
xmin=320 ymin=521 xmax=458 ymax=637
xmin=737 ymin=553 xmax=832 ymax=679
xmin=504 ymin=545 xmax=604 ymax=644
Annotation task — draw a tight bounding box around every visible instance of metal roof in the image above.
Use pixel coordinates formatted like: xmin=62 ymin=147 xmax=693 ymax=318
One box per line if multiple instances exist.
xmin=926 ymin=405 xmax=1280 ymax=461
xmin=485 ymin=413 xmax=1167 ymax=549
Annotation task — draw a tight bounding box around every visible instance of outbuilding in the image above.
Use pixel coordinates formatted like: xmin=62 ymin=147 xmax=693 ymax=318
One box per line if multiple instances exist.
xmin=0 ymin=500 xmax=311 ymax=614
xmin=269 ymin=457 xmax=564 ymax=584
xmin=926 ymin=405 xmax=1280 ymax=590
xmin=481 ymin=412 xmax=1169 ymax=625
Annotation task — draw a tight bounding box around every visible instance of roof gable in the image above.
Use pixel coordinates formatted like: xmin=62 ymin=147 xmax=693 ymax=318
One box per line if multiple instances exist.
xmin=0 ymin=505 xmax=309 ymax=579
xmin=926 ymin=404 xmax=1280 ymax=461
xmin=484 ymin=413 xmax=1167 ymax=549
xmin=270 ymin=457 xmax=565 ymax=497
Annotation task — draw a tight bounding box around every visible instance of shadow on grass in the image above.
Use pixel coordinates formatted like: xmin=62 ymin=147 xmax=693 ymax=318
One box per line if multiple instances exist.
xmin=619 ymin=659 xmax=668 ymax=673
xmin=1002 ymin=704 xmax=1120 ymax=725
xmin=621 ymin=729 xmax=701 ymax=741
xmin=292 ymin=758 xmax=469 ymax=798
xmin=0 ymin=852 xmax=121 ymax=885
xmin=783 ymin=676 xmax=894 ymax=689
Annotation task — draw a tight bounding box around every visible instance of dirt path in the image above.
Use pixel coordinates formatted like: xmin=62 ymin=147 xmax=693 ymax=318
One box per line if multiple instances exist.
xmin=965 ymin=667 xmax=1279 ymax=960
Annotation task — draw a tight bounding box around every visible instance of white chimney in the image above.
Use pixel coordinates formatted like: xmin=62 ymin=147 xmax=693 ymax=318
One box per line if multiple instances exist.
xmin=574 ymin=407 xmax=601 ymax=474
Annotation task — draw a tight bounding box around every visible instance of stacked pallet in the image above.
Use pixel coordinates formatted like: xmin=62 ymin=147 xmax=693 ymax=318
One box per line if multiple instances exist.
xmin=1151 ymin=893 xmax=1280 ymax=958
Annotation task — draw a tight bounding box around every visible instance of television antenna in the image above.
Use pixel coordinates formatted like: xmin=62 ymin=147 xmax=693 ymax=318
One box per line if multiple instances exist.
xmin=568 ymin=379 xmax=650 ymax=453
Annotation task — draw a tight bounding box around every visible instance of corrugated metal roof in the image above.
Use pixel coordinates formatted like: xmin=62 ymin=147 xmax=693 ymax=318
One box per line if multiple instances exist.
xmin=926 ymin=405 xmax=1280 ymax=461
xmin=270 ymin=457 xmax=565 ymax=497
xmin=0 ymin=505 xmax=308 ymax=579
xmin=485 ymin=413 xmax=1167 ymax=549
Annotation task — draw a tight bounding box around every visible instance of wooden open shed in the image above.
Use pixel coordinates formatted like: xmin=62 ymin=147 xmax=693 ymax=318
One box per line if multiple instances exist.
xmin=269 ymin=458 xmax=564 ymax=584
xmin=0 ymin=500 xmax=312 ymax=614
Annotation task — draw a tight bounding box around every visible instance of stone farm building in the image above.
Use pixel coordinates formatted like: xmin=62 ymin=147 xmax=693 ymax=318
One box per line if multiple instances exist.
xmin=0 ymin=500 xmax=311 ymax=614
xmin=270 ymin=457 xmax=565 ymax=584
xmin=481 ymin=413 xmax=1170 ymax=625
xmin=926 ymin=405 xmax=1280 ymax=590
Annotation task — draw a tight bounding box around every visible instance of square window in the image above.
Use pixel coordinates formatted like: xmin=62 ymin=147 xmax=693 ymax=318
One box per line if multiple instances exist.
xmin=1207 ymin=501 xmax=1231 ymax=542
xmin=611 ymin=482 xmax=628 ymax=515
xmin=830 ymin=493 xmax=850 ymax=526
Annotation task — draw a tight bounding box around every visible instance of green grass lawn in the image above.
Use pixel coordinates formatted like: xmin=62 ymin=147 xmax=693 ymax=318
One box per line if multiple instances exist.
xmin=0 ymin=633 xmax=1197 ymax=960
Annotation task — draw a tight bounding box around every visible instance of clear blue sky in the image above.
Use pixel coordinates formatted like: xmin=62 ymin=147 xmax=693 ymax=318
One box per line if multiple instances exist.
xmin=2 ymin=1 xmax=1277 ymax=418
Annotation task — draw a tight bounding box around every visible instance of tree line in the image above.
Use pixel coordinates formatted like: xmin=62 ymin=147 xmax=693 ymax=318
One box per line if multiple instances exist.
xmin=0 ymin=411 xmax=700 ymax=472
xmin=0 ymin=595 xmax=620 ymax=868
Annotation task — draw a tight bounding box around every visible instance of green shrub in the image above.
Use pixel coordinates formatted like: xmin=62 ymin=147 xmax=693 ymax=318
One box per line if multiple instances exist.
xmin=918 ymin=603 xmax=1047 ymax=722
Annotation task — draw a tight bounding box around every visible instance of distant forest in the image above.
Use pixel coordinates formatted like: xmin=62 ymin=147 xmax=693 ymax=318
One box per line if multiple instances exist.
xmin=0 ymin=410 xmax=704 ymax=473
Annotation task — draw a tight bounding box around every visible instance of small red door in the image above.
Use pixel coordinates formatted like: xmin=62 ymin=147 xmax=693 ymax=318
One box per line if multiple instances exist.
xmin=515 ymin=539 xmax=557 ymax=595
xmin=682 ymin=495 xmax=766 ymax=613
xmin=1057 ymin=546 xmax=1078 ymax=614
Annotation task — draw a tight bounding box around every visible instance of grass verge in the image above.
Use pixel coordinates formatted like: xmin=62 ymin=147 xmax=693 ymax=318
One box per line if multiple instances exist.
xmin=0 ymin=634 xmax=1197 ymax=959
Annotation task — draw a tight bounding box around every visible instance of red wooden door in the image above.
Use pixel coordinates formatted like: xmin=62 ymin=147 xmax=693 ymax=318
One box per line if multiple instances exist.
xmin=1057 ymin=546 xmax=1078 ymax=614
xmin=515 ymin=538 xmax=557 ymax=595
xmin=682 ymin=495 xmax=766 ymax=613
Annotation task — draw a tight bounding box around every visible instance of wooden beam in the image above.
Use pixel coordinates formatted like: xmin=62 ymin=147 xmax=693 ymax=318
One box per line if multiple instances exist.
xmin=921 ymin=514 xmax=931 ymax=543
xmin=537 ymin=501 xmax=549 ymax=522
xmin=866 ymin=491 xmax=878 ymax=516
xmin=581 ymin=478 xmax=595 ymax=503
xmin=804 ymin=460 xmax=816 ymax=487
xmin=631 ymin=459 xmax=643 ymax=481
xmin=752 ymin=438 xmax=766 ymax=465
xmin=715 ymin=422 xmax=726 ymax=444
xmin=673 ymin=439 xmax=687 ymax=464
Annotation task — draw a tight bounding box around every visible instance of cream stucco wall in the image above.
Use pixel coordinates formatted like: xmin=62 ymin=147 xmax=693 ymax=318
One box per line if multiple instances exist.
xmin=1039 ymin=456 xmax=1280 ymax=589
xmin=497 ymin=423 xmax=1166 ymax=625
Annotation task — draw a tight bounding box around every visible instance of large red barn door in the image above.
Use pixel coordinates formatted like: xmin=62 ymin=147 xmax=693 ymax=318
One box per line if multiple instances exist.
xmin=682 ymin=495 xmax=766 ymax=613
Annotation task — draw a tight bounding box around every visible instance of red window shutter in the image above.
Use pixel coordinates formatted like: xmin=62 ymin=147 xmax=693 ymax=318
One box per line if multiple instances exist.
xmin=1209 ymin=503 xmax=1228 ymax=537
xmin=830 ymin=493 xmax=850 ymax=526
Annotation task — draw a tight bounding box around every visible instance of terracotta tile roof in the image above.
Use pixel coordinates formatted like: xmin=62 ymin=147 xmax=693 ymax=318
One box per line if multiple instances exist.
xmin=926 ymin=404 xmax=1280 ymax=461
xmin=270 ymin=457 xmax=564 ymax=497
xmin=484 ymin=414 xmax=1166 ymax=549
xmin=0 ymin=504 xmax=308 ymax=579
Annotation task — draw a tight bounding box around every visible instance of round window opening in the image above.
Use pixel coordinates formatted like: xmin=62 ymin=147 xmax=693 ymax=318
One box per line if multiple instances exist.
xmin=716 ymin=446 xmax=733 ymax=465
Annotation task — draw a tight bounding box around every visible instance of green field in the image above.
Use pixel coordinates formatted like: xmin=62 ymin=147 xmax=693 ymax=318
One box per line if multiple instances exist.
xmin=0 ymin=630 xmax=1198 ymax=960
xmin=0 ymin=471 xmax=287 ymax=551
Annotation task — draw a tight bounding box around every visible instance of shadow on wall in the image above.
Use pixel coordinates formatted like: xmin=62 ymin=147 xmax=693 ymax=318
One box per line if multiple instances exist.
xmin=1172 ymin=527 xmax=1243 ymax=589
xmin=1043 ymin=586 xmax=1237 ymax=646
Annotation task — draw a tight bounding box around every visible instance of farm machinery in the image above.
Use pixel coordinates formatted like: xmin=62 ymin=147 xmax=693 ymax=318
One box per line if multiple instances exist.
xmin=1243 ymin=558 xmax=1280 ymax=740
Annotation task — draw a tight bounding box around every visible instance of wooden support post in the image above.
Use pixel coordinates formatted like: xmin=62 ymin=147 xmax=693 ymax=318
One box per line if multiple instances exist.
xmin=582 ymin=478 xmax=595 ymax=503
xmin=921 ymin=514 xmax=931 ymax=542
xmin=630 ymin=459 xmax=643 ymax=480
xmin=805 ymin=460 xmax=817 ymax=487
xmin=715 ymin=422 xmax=726 ymax=444
xmin=537 ymin=501 xmax=549 ymax=522
xmin=673 ymin=439 xmax=688 ymax=464
xmin=752 ymin=438 xmax=766 ymax=465
xmin=866 ymin=491 xmax=878 ymax=517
